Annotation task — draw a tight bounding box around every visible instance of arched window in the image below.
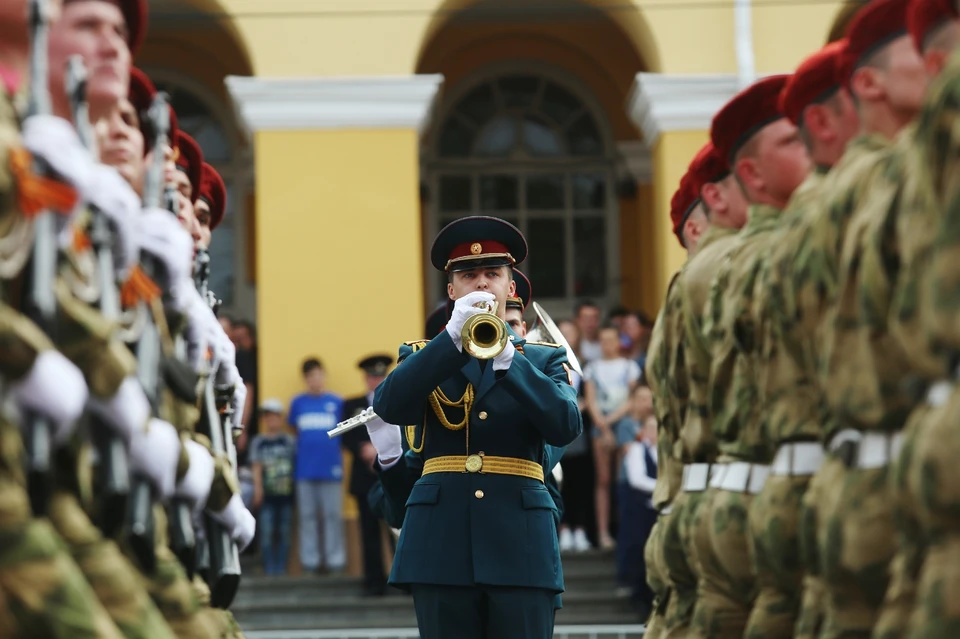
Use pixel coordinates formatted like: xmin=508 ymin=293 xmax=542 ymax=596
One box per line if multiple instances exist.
xmin=149 ymin=72 xmax=253 ymax=317
xmin=428 ymin=70 xmax=617 ymax=317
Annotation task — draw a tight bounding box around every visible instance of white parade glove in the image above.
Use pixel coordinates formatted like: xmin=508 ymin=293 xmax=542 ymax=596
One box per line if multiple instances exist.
xmin=128 ymin=418 xmax=182 ymax=500
xmin=230 ymin=383 xmax=247 ymax=435
xmin=445 ymin=291 xmax=496 ymax=352
xmin=136 ymin=208 xmax=193 ymax=294
xmin=22 ymin=115 xmax=140 ymax=280
xmin=11 ymin=350 xmax=89 ymax=445
xmin=21 ymin=115 xmax=96 ymax=193
xmin=492 ymin=339 xmax=516 ymax=372
xmin=175 ymin=439 xmax=215 ymax=514
xmin=365 ymin=416 xmax=402 ymax=467
xmin=87 ymin=376 xmax=150 ymax=445
xmin=181 ymin=285 xmax=218 ymax=371
xmin=212 ymin=332 xmax=238 ymax=388
xmin=83 ymin=164 xmax=141 ymax=281
xmin=209 ymin=493 xmax=257 ymax=552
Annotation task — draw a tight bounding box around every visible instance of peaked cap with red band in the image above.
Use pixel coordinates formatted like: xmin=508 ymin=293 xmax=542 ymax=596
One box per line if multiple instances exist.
xmin=670 ymin=171 xmax=699 ymax=248
xmin=908 ymin=0 xmax=957 ymax=51
xmin=779 ymin=40 xmax=848 ymax=126
xmin=174 ymin=131 xmax=203 ymax=204
xmin=506 ymin=269 xmax=532 ymax=312
xmin=711 ymin=74 xmax=791 ymax=164
xmin=65 ymin=0 xmax=148 ymax=56
xmin=840 ymin=0 xmax=910 ymax=85
xmin=430 ymin=215 xmax=528 ymax=273
xmin=198 ymin=163 xmax=227 ymax=230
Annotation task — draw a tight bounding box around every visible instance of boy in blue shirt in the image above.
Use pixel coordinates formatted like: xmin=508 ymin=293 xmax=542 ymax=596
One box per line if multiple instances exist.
xmin=288 ymin=358 xmax=346 ymax=574
xmin=251 ymin=399 xmax=297 ymax=575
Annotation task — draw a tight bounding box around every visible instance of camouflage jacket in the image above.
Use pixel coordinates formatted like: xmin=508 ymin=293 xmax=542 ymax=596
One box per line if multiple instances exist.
xmin=676 ymin=224 xmax=739 ymax=463
xmin=703 ymin=204 xmax=780 ymax=463
xmin=756 ymin=168 xmax=829 ymax=445
xmin=786 ymin=134 xmax=894 ymax=443
xmin=647 ymin=271 xmax=684 ymax=508
xmin=821 ymin=130 xmax=916 ymax=438
xmin=914 ymin=50 xmax=960 ymax=369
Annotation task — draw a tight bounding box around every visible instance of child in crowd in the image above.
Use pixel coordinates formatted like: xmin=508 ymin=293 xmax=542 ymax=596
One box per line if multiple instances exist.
xmin=617 ymin=412 xmax=658 ymax=617
xmin=250 ymin=398 xmax=297 ymax=576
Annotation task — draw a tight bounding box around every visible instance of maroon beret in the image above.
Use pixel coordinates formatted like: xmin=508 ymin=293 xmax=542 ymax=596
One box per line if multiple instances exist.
xmin=174 ymin=131 xmax=204 ymax=204
xmin=687 ymin=142 xmax=730 ymax=190
xmin=779 ymin=41 xmax=848 ymax=126
xmin=670 ymin=171 xmax=699 ymax=248
xmin=840 ymin=0 xmax=909 ymax=85
xmin=711 ymin=75 xmax=791 ymax=163
xmin=198 ymin=163 xmax=227 ymax=230
xmin=908 ymin=0 xmax=957 ymax=51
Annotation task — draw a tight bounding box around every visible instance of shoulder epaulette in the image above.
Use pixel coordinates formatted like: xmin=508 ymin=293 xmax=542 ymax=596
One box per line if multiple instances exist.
xmin=403 ymin=339 xmax=429 ymax=354
xmin=524 ymin=341 xmax=562 ymax=348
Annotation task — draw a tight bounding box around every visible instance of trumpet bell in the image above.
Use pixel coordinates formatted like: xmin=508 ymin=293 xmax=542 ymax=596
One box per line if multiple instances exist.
xmin=526 ymin=302 xmax=583 ymax=376
xmin=461 ymin=312 xmax=509 ymax=359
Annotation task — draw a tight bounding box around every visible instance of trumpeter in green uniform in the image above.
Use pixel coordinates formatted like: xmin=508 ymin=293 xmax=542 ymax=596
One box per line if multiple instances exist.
xmin=369 ymin=215 xmax=582 ymax=639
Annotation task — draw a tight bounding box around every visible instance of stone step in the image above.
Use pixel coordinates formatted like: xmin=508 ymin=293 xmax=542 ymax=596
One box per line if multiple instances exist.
xmin=233 ymin=589 xmax=637 ymax=632
xmin=235 ymin=563 xmax=618 ymax=602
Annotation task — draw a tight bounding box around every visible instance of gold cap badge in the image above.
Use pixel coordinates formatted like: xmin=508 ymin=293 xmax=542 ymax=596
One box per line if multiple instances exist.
xmin=470 ymin=242 xmax=482 ymax=255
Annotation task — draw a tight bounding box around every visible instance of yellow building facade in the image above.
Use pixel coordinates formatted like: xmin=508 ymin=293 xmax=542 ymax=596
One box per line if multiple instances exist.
xmin=139 ymin=0 xmax=866 ymax=570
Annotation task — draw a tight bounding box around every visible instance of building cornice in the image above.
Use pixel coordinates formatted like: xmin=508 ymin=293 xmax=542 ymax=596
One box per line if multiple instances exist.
xmin=627 ymin=73 xmax=740 ymax=146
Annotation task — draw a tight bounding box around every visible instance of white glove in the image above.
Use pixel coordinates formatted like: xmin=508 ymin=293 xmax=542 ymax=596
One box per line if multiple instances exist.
xmin=212 ymin=333 xmax=238 ymax=388
xmin=230 ymin=383 xmax=247 ymax=435
xmin=365 ymin=416 xmax=402 ymax=466
xmin=22 ymin=115 xmax=140 ymax=280
xmin=209 ymin=493 xmax=257 ymax=552
xmin=128 ymin=418 xmax=182 ymax=500
xmin=492 ymin=339 xmax=516 ymax=372
xmin=21 ymin=115 xmax=95 ymax=194
xmin=11 ymin=350 xmax=89 ymax=445
xmin=445 ymin=291 xmax=496 ymax=352
xmin=83 ymin=164 xmax=141 ymax=281
xmin=181 ymin=285 xmax=218 ymax=371
xmin=136 ymin=208 xmax=193 ymax=294
xmin=87 ymin=376 xmax=150 ymax=445
xmin=175 ymin=439 xmax=215 ymax=514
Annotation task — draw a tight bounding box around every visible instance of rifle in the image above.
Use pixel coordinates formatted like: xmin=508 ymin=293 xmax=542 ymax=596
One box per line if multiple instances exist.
xmin=126 ymin=92 xmax=173 ymax=574
xmin=193 ymin=251 xmax=241 ymax=608
xmin=21 ymin=0 xmax=56 ymax=517
xmin=64 ymin=56 xmax=130 ymax=538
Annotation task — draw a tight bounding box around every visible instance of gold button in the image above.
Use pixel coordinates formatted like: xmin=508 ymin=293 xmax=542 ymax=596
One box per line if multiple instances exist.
xmin=475 ymin=490 xmax=484 ymax=499
xmin=479 ymin=411 xmax=488 ymax=420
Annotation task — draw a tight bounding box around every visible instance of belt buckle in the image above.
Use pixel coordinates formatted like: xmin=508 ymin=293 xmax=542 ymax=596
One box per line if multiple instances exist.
xmin=465 ymin=454 xmax=483 ymax=473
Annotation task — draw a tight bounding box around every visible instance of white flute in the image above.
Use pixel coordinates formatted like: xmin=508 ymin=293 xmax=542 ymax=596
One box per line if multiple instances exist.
xmin=327 ymin=406 xmax=379 ymax=438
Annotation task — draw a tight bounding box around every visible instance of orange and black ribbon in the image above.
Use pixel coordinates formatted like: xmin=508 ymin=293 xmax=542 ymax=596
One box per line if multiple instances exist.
xmin=9 ymin=147 xmax=78 ymax=216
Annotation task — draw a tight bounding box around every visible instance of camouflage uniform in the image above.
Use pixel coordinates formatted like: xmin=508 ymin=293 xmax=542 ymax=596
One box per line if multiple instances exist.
xmin=896 ymin=50 xmax=960 ymax=639
xmin=673 ymin=224 xmax=739 ymax=638
xmin=0 ymin=75 xmax=126 ymax=639
xmin=697 ymin=205 xmax=780 ymax=638
xmin=750 ymin=168 xmax=831 ymax=639
xmin=792 ymin=133 xmax=898 ymax=639
xmin=643 ymin=281 xmax=682 ymax=637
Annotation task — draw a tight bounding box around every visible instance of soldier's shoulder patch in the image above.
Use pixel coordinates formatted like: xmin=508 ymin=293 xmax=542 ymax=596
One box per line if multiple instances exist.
xmin=524 ymin=341 xmax=562 ymax=348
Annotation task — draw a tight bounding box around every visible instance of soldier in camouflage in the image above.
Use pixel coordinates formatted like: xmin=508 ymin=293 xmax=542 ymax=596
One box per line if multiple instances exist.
xmin=883 ymin=1 xmax=960 ymax=636
xmin=749 ymin=40 xmax=859 ymax=639
xmin=666 ymin=142 xmax=748 ymax=639
xmin=699 ymin=74 xmax=811 ymax=639
xmin=642 ymin=167 xmax=708 ymax=639
xmin=795 ymin=2 xmax=931 ymax=637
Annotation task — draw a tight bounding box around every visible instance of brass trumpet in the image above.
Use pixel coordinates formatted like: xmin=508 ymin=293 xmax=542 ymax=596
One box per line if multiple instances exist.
xmin=461 ymin=300 xmax=509 ymax=360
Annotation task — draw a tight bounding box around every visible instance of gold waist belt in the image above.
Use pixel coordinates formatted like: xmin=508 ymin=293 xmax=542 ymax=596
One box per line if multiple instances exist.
xmin=422 ymin=455 xmax=544 ymax=482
